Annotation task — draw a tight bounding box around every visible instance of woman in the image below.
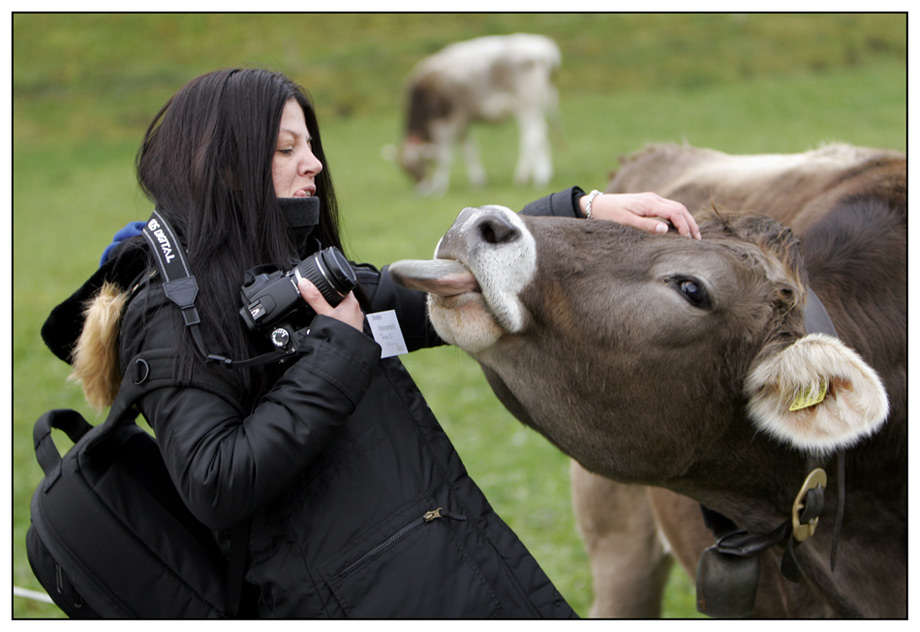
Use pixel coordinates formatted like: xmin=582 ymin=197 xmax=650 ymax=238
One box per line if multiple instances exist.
xmin=49 ymin=68 xmax=697 ymax=618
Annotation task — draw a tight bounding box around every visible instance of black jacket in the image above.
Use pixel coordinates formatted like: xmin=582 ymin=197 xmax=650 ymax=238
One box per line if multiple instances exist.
xmin=50 ymin=189 xmax=585 ymax=618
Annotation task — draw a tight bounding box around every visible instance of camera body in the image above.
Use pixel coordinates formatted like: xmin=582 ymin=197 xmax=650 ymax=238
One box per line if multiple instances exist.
xmin=240 ymin=246 xmax=357 ymax=351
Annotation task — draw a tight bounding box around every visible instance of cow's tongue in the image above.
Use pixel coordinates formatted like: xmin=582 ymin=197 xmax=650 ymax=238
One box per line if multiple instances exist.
xmin=388 ymin=259 xmax=480 ymax=297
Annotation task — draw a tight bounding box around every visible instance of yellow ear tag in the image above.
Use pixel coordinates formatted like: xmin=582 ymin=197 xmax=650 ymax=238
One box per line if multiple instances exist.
xmin=789 ymin=380 xmax=828 ymax=411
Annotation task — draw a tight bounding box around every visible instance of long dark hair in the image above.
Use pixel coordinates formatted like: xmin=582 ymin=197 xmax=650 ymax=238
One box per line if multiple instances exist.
xmin=135 ymin=68 xmax=343 ymax=403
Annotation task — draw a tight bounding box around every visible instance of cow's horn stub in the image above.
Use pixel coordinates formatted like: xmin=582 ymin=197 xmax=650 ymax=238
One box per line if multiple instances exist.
xmin=389 ymin=259 xmax=480 ymax=297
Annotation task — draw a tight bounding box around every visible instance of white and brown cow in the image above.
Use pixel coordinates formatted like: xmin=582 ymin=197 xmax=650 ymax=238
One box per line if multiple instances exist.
xmin=395 ymin=33 xmax=560 ymax=196
xmin=388 ymin=143 xmax=906 ymax=618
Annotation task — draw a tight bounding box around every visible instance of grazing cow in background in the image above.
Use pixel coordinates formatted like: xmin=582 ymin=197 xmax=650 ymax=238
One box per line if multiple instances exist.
xmin=387 ymin=143 xmax=906 ymax=617
xmin=394 ymin=33 xmax=560 ymax=196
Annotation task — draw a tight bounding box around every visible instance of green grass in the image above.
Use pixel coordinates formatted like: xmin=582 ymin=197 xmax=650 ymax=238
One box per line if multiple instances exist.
xmin=11 ymin=13 xmax=906 ymax=619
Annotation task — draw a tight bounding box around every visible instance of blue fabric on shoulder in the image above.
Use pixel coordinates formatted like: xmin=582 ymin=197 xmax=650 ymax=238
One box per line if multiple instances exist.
xmin=100 ymin=221 xmax=146 ymax=266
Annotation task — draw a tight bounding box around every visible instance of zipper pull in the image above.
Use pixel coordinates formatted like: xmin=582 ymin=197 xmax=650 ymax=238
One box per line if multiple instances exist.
xmin=423 ymin=507 xmax=467 ymax=522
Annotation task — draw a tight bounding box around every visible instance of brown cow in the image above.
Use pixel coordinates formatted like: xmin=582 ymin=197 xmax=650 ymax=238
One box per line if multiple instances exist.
xmin=393 ymin=34 xmax=560 ymax=196
xmin=388 ymin=143 xmax=906 ymax=618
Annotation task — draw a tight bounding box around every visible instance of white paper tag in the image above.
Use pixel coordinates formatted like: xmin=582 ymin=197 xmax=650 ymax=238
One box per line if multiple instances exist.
xmin=367 ymin=310 xmax=408 ymax=358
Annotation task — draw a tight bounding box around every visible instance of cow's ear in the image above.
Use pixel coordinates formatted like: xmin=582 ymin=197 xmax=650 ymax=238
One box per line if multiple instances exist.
xmin=744 ymin=333 xmax=889 ymax=455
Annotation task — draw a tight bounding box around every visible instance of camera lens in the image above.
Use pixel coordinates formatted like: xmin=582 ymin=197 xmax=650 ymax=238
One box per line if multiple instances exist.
xmin=297 ymin=247 xmax=357 ymax=307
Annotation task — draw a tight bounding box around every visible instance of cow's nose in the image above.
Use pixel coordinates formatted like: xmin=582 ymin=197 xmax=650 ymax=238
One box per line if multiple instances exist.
xmin=474 ymin=213 xmax=520 ymax=245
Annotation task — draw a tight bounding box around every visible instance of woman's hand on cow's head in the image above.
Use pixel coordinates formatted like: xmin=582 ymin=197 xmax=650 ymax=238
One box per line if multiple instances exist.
xmin=584 ymin=192 xmax=701 ymax=240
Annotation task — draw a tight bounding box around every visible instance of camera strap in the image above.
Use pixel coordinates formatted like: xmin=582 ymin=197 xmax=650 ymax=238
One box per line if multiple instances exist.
xmin=141 ymin=209 xmax=298 ymax=369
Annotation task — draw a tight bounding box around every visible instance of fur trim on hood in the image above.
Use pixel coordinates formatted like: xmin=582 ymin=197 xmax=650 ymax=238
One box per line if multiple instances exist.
xmin=68 ymin=281 xmax=129 ymax=411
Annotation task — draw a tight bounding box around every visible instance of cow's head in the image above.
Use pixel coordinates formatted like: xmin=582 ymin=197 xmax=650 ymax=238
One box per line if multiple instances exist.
xmin=389 ymin=206 xmax=888 ymax=485
xmin=395 ymin=79 xmax=453 ymax=186
xmin=397 ymin=135 xmax=433 ymax=184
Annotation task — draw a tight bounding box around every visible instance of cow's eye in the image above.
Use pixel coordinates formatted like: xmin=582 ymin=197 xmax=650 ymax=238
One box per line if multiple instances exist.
xmin=671 ymin=277 xmax=711 ymax=309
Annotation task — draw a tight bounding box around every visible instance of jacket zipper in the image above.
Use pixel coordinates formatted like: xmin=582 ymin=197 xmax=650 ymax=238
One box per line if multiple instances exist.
xmin=339 ymin=507 xmax=466 ymax=578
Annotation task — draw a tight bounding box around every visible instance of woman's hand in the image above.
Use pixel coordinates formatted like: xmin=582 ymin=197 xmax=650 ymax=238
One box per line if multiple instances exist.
xmin=298 ymin=278 xmax=365 ymax=331
xmin=581 ymin=191 xmax=701 ymax=240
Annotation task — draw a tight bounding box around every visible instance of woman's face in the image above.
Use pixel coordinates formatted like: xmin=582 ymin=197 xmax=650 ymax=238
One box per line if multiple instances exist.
xmin=272 ymin=98 xmax=323 ymax=199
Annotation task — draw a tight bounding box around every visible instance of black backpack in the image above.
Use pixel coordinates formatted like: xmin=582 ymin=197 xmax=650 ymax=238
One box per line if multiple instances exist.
xmin=27 ymin=211 xmax=250 ymax=618
xmin=25 ymin=355 xmax=249 ymax=618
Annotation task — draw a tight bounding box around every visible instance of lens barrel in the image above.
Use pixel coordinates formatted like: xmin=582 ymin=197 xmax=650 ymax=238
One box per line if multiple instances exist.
xmin=296 ymin=247 xmax=357 ymax=307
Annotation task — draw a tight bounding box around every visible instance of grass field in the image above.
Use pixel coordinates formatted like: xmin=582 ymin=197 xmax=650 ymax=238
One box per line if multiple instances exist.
xmin=11 ymin=13 xmax=906 ymax=619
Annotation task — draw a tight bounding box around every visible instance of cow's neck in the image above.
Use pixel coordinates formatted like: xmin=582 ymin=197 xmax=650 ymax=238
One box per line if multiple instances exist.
xmin=691 ymin=452 xmax=849 ymax=617
xmin=689 ymin=437 xmax=905 ymax=617
xmin=694 ymin=288 xmax=846 ymax=533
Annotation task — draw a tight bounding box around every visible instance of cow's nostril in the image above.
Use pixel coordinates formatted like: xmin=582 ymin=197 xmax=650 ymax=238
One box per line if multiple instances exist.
xmin=477 ymin=215 xmax=520 ymax=245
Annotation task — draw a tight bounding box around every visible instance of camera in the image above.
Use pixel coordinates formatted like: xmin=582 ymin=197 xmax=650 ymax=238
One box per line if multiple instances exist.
xmin=240 ymin=247 xmax=357 ymax=349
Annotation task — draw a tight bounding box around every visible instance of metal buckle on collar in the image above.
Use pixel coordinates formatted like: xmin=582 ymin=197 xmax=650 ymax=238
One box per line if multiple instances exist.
xmin=792 ymin=468 xmax=827 ymax=542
